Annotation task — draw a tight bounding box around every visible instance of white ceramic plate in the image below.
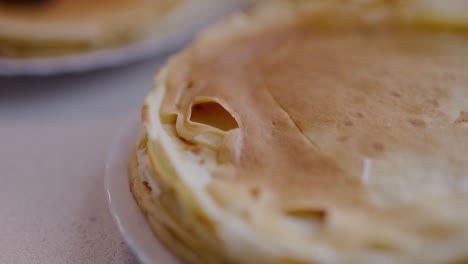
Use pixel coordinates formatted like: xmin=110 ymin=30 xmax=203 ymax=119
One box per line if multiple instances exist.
xmin=0 ymin=0 xmax=246 ymax=76
xmin=105 ymin=114 xmax=183 ymax=264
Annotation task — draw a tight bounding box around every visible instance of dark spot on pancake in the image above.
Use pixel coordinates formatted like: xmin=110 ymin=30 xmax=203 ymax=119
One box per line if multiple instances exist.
xmin=249 ymin=187 xmax=261 ymax=199
xmin=389 ymin=91 xmax=402 ymax=98
xmin=187 ymin=81 xmax=194 ymax=89
xmin=408 ymin=118 xmax=426 ymax=128
xmin=373 ymin=142 xmax=384 ymax=152
xmin=350 ymin=112 xmax=364 ymax=118
xmin=143 ymin=181 xmax=152 ymax=192
xmin=337 ymin=136 xmax=349 ymax=142
xmin=191 ymin=147 xmax=201 ymax=154
xmin=344 ymin=121 xmax=354 ymax=127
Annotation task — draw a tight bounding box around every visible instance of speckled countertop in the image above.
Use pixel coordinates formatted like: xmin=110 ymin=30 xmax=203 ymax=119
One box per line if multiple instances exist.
xmin=0 ymin=57 xmax=167 ymax=264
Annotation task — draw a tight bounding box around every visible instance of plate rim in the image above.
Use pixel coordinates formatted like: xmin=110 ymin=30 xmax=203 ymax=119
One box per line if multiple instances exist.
xmin=104 ymin=112 xmax=183 ymax=264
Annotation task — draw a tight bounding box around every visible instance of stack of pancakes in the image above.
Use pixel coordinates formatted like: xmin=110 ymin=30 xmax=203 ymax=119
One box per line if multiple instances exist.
xmin=0 ymin=0 xmax=180 ymax=57
xmin=130 ymin=1 xmax=468 ymax=263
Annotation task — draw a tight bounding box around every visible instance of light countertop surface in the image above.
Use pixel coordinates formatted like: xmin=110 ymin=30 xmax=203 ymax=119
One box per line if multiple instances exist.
xmin=0 ymin=56 xmax=169 ymax=264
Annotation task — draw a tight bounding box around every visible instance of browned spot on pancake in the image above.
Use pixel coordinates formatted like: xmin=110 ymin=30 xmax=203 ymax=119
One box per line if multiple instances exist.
xmin=187 ymin=81 xmax=194 ymax=89
xmin=388 ymin=91 xmax=402 ymax=98
xmin=249 ymin=187 xmax=261 ymax=199
xmin=160 ymin=17 xmax=468 ymax=213
xmin=186 ymin=146 xmax=201 ymax=155
xmin=337 ymin=136 xmax=349 ymax=142
xmin=373 ymin=142 xmax=385 ymax=152
xmin=407 ymin=118 xmax=426 ymax=128
xmin=344 ymin=121 xmax=354 ymax=127
xmin=143 ymin=181 xmax=152 ymax=191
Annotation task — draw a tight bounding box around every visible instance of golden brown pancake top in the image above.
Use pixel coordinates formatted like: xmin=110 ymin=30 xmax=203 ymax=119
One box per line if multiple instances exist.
xmin=158 ymin=15 xmax=468 ymax=216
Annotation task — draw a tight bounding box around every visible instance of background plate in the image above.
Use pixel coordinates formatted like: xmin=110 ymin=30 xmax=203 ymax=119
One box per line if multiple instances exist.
xmin=0 ymin=0 xmax=246 ymax=76
xmin=105 ymin=114 xmax=183 ymax=264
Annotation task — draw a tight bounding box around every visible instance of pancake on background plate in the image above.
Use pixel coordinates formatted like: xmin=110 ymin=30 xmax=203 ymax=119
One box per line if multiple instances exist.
xmin=0 ymin=0 xmax=181 ymax=57
xmin=130 ymin=0 xmax=468 ymax=263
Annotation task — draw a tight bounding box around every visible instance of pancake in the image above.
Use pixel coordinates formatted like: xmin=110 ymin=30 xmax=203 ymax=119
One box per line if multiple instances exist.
xmin=0 ymin=0 xmax=180 ymax=57
xmin=131 ymin=1 xmax=468 ymax=263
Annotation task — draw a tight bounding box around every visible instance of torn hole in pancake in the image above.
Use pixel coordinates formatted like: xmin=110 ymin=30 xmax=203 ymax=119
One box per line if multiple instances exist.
xmin=190 ymin=101 xmax=239 ymax=131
